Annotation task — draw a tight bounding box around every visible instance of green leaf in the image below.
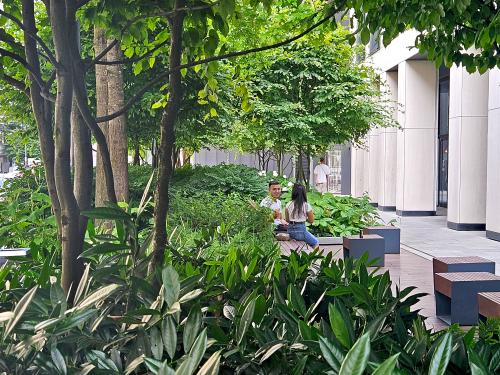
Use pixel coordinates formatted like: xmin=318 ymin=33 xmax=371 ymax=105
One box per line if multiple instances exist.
xmin=133 ymin=61 xmax=143 ymax=75
xmin=428 ymin=332 xmax=452 ymax=375
xmin=372 ymin=353 xmax=399 ymax=375
xmin=237 ymin=297 xmax=256 ymax=345
xmin=151 ymin=327 xmax=164 ymax=360
xmin=179 ymin=289 xmax=204 ymax=304
xmin=4 ymin=285 xmax=38 ymax=338
xmin=328 ymin=303 xmax=352 ymax=349
xmin=319 ymin=336 xmax=344 ymax=372
xmin=339 ymin=333 xmax=370 ymax=375
xmin=468 ymin=348 xmax=489 ymax=375
xmin=196 ymin=350 xmax=221 ymax=375
xmin=360 ymin=28 xmax=370 ymax=44
xmin=162 ymin=316 xmax=177 ymax=360
xmin=177 ymin=328 xmax=207 ymax=375
xmin=73 ymin=284 xmax=120 ymax=311
xmin=163 ymin=266 xmax=180 ymax=307
xmin=51 ymin=347 xmax=67 ymax=375
xmin=81 ymin=206 xmax=131 ymax=221
xmin=288 ymin=284 xmax=306 ymax=317
xmin=184 ymin=307 xmax=202 ymax=353
xmin=159 ymin=361 xmax=176 ymax=375
xmin=80 ymin=242 xmax=130 ymax=258
xmin=260 ymin=342 xmax=284 ymax=363
xmin=124 ymin=355 xmax=145 ymax=375
xmin=74 ymin=263 xmax=91 ymax=305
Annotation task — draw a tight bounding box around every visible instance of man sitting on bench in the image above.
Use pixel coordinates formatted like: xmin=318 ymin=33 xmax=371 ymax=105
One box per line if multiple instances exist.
xmin=260 ymin=180 xmax=288 ymax=233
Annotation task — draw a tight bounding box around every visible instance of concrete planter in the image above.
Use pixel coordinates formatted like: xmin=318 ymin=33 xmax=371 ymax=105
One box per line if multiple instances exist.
xmin=363 ymin=226 xmax=401 ymax=254
xmin=317 ymin=236 xmax=343 ymax=245
xmin=343 ymin=234 xmax=385 ymax=266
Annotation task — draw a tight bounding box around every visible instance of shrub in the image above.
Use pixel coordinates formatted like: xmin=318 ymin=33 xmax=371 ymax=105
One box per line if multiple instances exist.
xmin=0 ymin=166 xmax=60 ymax=292
xmin=282 ymin=191 xmax=381 ymax=237
xmin=171 ymin=164 xmax=268 ymax=199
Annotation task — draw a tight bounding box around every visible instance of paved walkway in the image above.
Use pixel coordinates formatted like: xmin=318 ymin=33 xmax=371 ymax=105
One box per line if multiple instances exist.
xmin=379 ymin=211 xmax=500 ymax=274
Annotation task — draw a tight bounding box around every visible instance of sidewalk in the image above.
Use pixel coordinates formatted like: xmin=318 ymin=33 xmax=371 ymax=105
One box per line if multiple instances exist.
xmin=379 ymin=211 xmax=500 ymax=274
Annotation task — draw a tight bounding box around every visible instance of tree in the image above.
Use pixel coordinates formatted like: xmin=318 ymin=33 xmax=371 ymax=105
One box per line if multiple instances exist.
xmin=230 ymin=31 xmax=392 ymax=182
xmin=350 ymin=0 xmax=500 ymax=74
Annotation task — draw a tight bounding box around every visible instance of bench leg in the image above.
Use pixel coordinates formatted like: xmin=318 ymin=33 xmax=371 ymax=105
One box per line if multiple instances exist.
xmin=435 ymin=291 xmax=451 ymax=317
xmin=450 ymin=286 xmax=479 ymax=325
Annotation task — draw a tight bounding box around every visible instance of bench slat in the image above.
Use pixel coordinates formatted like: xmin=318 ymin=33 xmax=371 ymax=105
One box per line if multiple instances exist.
xmin=478 ymin=292 xmax=500 ymax=318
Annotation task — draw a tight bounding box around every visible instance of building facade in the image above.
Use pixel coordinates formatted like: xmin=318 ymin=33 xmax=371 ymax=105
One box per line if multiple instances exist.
xmin=351 ymin=30 xmax=500 ymax=241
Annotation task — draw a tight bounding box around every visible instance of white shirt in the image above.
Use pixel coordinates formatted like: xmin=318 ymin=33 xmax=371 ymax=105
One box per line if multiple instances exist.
xmin=314 ymin=163 xmax=330 ymax=184
xmin=260 ymin=196 xmax=282 ymax=225
xmin=286 ymin=201 xmax=313 ymax=222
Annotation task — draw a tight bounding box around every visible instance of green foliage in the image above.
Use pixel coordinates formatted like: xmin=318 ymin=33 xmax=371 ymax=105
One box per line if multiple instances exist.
xmin=349 ymin=0 xmax=500 ymax=73
xmin=168 ymin=191 xmax=275 ymax=260
xmin=229 ymin=31 xmax=393 ymax=160
xmin=2 ymin=203 xmax=500 ymax=374
xmin=0 ymin=166 xmax=60 ymax=293
xmin=171 ymin=164 xmax=268 ymax=200
xmin=282 ymin=191 xmax=381 ymax=237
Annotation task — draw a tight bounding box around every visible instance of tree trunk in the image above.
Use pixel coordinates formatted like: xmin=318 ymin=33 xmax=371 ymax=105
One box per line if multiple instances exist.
xmin=22 ymin=0 xmax=61 ymax=229
xmin=94 ymin=27 xmax=109 ymax=206
xmin=107 ymin=41 xmax=129 ymax=202
xmin=50 ymin=0 xmax=83 ymax=300
xmin=133 ymin=143 xmax=140 ymax=165
xmin=276 ymin=150 xmax=282 ymax=176
xmin=151 ymin=0 xmax=186 ymax=273
xmin=72 ymin=99 xmax=92 ymax=238
xmin=151 ymin=139 xmax=158 ymax=168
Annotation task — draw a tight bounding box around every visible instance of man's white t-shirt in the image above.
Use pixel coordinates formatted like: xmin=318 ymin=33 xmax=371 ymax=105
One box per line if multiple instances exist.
xmin=314 ymin=163 xmax=330 ymax=184
xmin=260 ymin=196 xmax=282 ymax=225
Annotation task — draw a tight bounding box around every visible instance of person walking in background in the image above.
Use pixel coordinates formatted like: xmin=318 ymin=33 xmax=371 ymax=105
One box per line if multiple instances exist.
xmin=313 ymin=157 xmax=330 ymax=194
xmin=285 ymin=183 xmax=319 ymax=249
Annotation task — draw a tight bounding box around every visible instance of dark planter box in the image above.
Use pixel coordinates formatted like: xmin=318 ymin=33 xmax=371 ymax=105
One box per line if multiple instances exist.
xmin=363 ymin=226 xmax=400 ymax=254
xmin=343 ymin=234 xmax=385 ymax=266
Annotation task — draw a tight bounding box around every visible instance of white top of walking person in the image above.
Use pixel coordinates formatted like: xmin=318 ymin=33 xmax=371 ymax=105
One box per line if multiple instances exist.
xmin=314 ymin=158 xmax=330 ymax=184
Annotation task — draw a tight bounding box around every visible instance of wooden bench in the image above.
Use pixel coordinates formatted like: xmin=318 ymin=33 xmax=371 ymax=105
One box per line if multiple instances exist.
xmin=432 ymin=256 xmax=495 ymax=287
xmin=343 ymin=234 xmax=385 ymax=266
xmin=0 ymin=248 xmax=30 ymax=265
xmin=279 ymin=240 xmax=313 ymax=256
xmin=433 ymin=256 xmax=495 ymax=274
xmin=434 ymin=272 xmax=500 ymax=325
xmin=363 ymin=226 xmax=400 ymax=254
xmin=478 ymin=292 xmax=500 ymax=319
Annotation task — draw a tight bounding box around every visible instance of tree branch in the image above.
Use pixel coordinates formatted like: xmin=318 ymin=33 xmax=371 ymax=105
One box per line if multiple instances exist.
xmin=0 ymin=47 xmax=45 ymax=87
xmin=93 ymin=39 xmax=169 ymax=65
xmin=96 ymin=3 xmax=346 ymax=123
xmin=0 ymin=9 xmax=59 ymax=68
xmin=0 ymin=28 xmax=25 ymax=52
xmin=0 ymin=74 xmax=30 ymax=96
xmin=87 ymin=3 xmax=216 ymax=68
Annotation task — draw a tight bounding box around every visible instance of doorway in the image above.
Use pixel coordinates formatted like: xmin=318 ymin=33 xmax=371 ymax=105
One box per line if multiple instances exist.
xmin=437 ymin=67 xmax=449 ymax=208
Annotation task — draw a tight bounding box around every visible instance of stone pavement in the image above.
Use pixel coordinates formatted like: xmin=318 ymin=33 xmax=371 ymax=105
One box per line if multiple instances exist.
xmin=379 ymin=211 xmax=500 ymax=275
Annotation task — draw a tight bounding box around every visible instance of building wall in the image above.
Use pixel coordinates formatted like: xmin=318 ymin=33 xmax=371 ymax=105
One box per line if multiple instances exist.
xmin=351 ymin=29 xmax=500 ymax=240
xmin=486 ymin=68 xmax=500 ymax=240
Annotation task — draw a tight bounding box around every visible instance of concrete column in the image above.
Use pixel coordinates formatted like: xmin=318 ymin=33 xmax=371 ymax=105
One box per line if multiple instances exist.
xmin=447 ymin=66 xmax=489 ymax=230
xmin=486 ymin=68 xmax=500 ymax=241
xmin=396 ymin=60 xmax=438 ymax=216
xmin=368 ymin=129 xmax=380 ymax=204
xmin=378 ymin=71 xmax=398 ymax=211
xmin=350 ymin=146 xmax=367 ymax=197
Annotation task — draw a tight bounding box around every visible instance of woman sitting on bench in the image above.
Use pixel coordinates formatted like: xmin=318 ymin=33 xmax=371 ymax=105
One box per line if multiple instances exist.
xmin=285 ymin=183 xmax=319 ymax=250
